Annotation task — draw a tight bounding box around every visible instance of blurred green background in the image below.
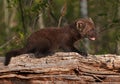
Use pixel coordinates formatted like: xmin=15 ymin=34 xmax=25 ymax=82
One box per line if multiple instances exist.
xmin=0 ymin=0 xmax=120 ymax=56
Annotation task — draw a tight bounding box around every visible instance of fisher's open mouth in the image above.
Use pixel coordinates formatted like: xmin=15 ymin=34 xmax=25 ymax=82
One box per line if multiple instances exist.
xmin=89 ymin=37 xmax=96 ymax=40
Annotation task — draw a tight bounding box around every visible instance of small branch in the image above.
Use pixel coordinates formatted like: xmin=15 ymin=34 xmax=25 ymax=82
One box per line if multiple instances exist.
xmin=57 ymin=2 xmax=67 ymax=28
xmin=0 ymin=36 xmax=16 ymax=49
xmin=83 ymin=73 xmax=104 ymax=82
xmin=18 ymin=0 xmax=26 ymax=38
xmin=99 ymin=23 xmax=119 ymax=33
xmin=57 ymin=16 xmax=63 ymax=28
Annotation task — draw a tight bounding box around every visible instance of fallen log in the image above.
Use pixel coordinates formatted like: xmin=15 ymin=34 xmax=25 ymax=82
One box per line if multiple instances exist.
xmin=0 ymin=52 xmax=120 ymax=84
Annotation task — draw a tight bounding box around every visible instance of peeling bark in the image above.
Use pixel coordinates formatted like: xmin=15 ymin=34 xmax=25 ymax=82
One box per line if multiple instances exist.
xmin=0 ymin=52 xmax=120 ymax=84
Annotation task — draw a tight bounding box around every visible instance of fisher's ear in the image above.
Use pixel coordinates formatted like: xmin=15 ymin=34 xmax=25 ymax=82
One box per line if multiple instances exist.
xmin=76 ymin=20 xmax=86 ymax=31
xmin=88 ymin=18 xmax=94 ymax=24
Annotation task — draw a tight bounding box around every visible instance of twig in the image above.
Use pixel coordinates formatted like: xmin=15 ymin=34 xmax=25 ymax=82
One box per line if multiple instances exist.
xmin=83 ymin=73 xmax=104 ymax=82
xmin=74 ymin=68 xmax=104 ymax=82
xmin=0 ymin=36 xmax=16 ymax=49
xmin=57 ymin=16 xmax=63 ymax=28
xmin=57 ymin=2 xmax=67 ymax=28
xmin=99 ymin=23 xmax=120 ymax=33
xmin=18 ymin=0 xmax=26 ymax=39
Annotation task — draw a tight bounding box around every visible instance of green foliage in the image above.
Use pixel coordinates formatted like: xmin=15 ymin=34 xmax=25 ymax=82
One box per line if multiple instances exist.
xmin=7 ymin=0 xmax=18 ymax=8
xmin=26 ymin=0 xmax=49 ymax=15
xmin=0 ymin=0 xmax=120 ymax=55
xmin=88 ymin=0 xmax=120 ymax=54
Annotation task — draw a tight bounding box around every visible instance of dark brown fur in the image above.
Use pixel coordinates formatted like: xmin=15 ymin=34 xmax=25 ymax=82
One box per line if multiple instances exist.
xmin=4 ymin=18 xmax=96 ymax=65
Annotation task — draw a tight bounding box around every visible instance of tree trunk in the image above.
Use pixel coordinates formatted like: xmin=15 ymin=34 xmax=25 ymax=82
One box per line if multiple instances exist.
xmin=80 ymin=0 xmax=90 ymax=54
xmin=0 ymin=52 xmax=120 ymax=83
xmin=116 ymin=0 xmax=120 ymax=55
xmin=4 ymin=0 xmax=9 ymax=38
xmin=9 ymin=7 xmax=17 ymax=28
xmin=38 ymin=13 xmax=44 ymax=29
xmin=116 ymin=41 xmax=120 ymax=55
